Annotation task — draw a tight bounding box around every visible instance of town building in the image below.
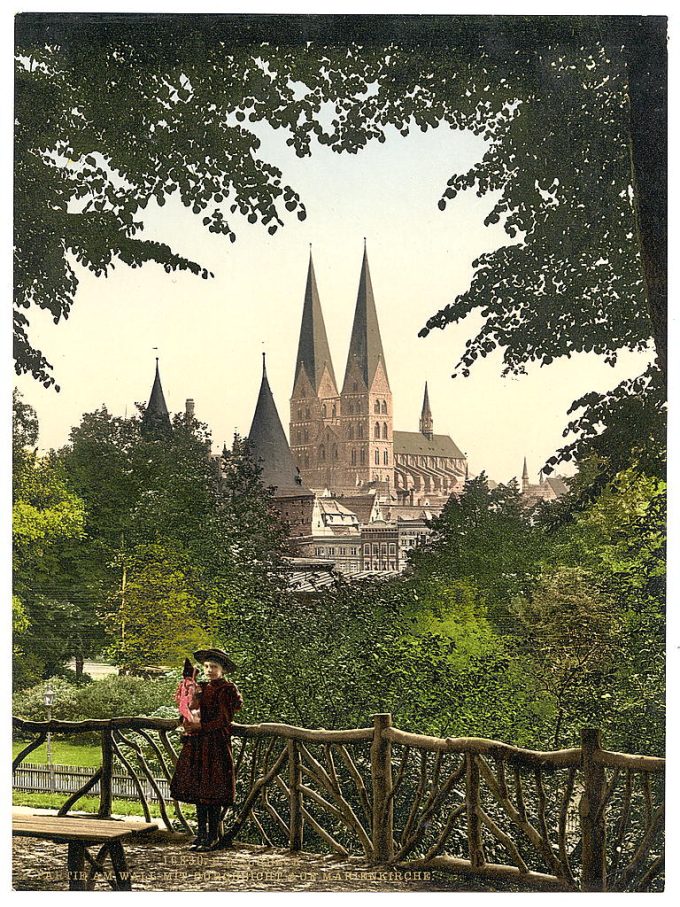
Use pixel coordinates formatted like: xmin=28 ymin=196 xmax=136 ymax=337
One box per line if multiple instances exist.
xmin=519 ymin=457 xmax=570 ymax=503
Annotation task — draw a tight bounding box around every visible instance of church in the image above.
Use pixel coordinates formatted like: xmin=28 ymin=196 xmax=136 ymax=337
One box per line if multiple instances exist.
xmin=243 ymin=244 xmax=471 ymax=574
xmin=288 ymin=243 xmax=468 ymax=504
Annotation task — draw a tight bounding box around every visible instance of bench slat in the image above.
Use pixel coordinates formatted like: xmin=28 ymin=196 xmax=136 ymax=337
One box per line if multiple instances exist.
xmin=13 ymin=813 xmax=157 ymax=844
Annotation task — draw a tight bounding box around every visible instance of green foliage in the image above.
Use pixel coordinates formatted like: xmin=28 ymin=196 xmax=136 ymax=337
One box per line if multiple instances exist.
xmin=12 ymin=673 xmax=178 ymax=724
xmin=112 ymin=543 xmax=211 ymax=668
xmin=74 ymin=673 xmax=178 ymax=719
xmin=410 ymin=475 xmax=545 ymax=628
xmin=510 ymin=566 xmax=620 ymax=748
xmin=12 ymin=677 xmax=83 ymax=723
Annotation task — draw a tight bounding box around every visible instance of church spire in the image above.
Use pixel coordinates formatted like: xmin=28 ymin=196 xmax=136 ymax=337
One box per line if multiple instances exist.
xmin=522 ymin=456 xmax=530 ymax=493
xmin=249 ymin=354 xmax=309 ymax=495
xmin=293 ymin=249 xmax=337 ymax=394
xmin=419 ymin=381 xmax=433 ymax=440
xmin=343 ymin=242 xmax=389 ymax=391
xmin=141 ymin=358 xmax=172 ymax=439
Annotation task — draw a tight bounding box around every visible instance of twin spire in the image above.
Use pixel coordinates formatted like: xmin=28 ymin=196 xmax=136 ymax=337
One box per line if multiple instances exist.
xmin=294 ymin=243 xmax=389 ymax=396
xmin=294 ymin=251 xmax=338 ymax=393
xmin=342 ymin=243 xmax=388 ymax=391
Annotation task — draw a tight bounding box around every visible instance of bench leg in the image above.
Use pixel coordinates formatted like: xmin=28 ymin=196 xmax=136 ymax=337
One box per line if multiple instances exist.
xmin=108 ymin=841 xmax=132 ymax=891
xmin=67 ymin=842 xmax=87 ymax=891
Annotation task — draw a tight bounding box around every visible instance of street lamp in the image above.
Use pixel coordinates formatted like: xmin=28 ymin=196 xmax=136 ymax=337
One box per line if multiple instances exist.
xmin=43 ymin=682 xmax=55 ymax=793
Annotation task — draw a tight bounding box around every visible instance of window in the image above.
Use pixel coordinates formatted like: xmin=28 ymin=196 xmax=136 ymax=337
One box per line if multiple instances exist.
xmin=332 ymin=444 xmax=338 ymax=460
xmin=321 ymin=404 xmax=327 ymax=418
xmin=389 ymin=543 xmax=396 ymax=555
xmin=358 ymin=424 xmax=364 ymax=439
xmin=374 ymin=400 xmax=380 ymax=413
xmin=296 ymin=431 xmax=301 ymax=444
xmin=297 ymin=408 xmax=302 ymax=420
xmin=372 ymin=544 xmax=379 ymax=555
xmin=382 ymin=422 xmax=388 ymax=439
xmin=303 ymin=428 xmax=309 ymax=442
xmin=348 ymin=402 xmax=354 ymax=414
xmin=381 ymin=543 xmax=387 ymax=553
xmin=364 ymin=544 xmax=370 ymax=555
xmin=305 ymin=407 xmax=310 ymax=419
xmin=360 ymin=449 xmax=366 ymax=465
xmin=383 ymin=450 xmax=389 ymax=465
xmin=374 ymin=422 xmax=380 ymax=439
xmin=352 ymin=382 xmax=358 ymax=392
xmin=332 ymin=404 xmax=337 ymax=418
xmin=319 ymin=445 xmax=325 ymax=461
xmin=374 ymin=450 xmax=379 ymax=465
xmin=303 ymin=452 xmax=309 ymax=467
xmin=348 ymin=425 xmax=354 ymax=440
xmin=351 ymin=449 xmax=357 ymax=466
xmin=381 ymin=400 xmax=388 ymax=414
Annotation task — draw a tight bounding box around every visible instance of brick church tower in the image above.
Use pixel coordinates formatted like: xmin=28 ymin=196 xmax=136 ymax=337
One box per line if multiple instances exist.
xmin=290 ymin=243 xmax=393 ymax=494
xmin=339 ymin=241 xmax=393 ymax=492
xmin=289 ymin=250 xmax=342 ymax=490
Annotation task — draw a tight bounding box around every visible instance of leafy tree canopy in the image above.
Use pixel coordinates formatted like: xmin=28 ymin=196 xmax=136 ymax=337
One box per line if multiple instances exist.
xmin=15 ymin=16 xmax=665 ymax=484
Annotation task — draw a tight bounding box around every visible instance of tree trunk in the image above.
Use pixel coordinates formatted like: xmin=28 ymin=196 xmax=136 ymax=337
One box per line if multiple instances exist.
xmin=625 ymin=19 xmax=667 ymax=385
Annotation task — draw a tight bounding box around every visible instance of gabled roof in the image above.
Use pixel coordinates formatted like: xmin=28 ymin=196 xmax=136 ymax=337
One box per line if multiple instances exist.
xmin=393 ymin=431 xmax=465 ymax=459
xmin=545 ymin=475 xmax=569 ymax=496
xmin=343 ymin=243 xmax=389 ymax=391
xmin=248 ymin=355 xmax=312 ymax=498
xmin=294 ymin=251 xmax=338 ymax=394
xmin=141 ymin=359 xmax=172 ymax=439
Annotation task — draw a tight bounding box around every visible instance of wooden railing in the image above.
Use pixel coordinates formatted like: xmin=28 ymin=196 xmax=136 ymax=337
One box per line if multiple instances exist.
xmin=12 ymin=715 xmax=664 ymax=892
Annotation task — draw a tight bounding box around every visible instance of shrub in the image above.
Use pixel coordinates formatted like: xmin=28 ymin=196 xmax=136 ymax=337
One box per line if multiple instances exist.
xmin=12 ymin=677 xmax=83 ymax=723
xmin=73 ymin=673 xmax=178 ymax=719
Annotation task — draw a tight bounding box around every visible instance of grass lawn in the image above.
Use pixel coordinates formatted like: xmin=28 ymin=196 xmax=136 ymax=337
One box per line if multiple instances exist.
xmin=13 ymin=740 xmax=102 ymax=767
xmin=12 ymin=790 xmax=192 ymax=820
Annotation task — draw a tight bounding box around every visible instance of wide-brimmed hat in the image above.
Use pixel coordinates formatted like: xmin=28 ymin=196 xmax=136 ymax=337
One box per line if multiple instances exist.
xmin=193 ymin=648 xmax=237 ymax=673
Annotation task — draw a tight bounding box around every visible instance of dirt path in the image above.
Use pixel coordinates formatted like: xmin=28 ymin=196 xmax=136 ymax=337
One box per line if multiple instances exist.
xmin=13 ymin=834 xmax=492 ymax=892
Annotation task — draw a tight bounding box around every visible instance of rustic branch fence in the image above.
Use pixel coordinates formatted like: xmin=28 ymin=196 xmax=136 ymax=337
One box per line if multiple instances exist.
xmin=12 ymin=714 xmax=664 ymax=892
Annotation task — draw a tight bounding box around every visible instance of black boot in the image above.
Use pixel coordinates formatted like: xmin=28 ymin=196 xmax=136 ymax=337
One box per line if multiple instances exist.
xmin=201 ymin=804 xmax=222 ymax=851
xmin=190 ymin=804 xmax=208 ymax=849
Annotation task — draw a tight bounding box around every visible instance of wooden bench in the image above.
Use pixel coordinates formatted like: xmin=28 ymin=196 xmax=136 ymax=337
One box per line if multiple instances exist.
xmin=12 ymin=811 xmax=158 ymax=890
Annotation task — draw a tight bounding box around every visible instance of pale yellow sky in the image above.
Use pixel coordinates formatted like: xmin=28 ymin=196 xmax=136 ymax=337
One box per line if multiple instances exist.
xmin=15 ymin=120 xmax=651 ymax=484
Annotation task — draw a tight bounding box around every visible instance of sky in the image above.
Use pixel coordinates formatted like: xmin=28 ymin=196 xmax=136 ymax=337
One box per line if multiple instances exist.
xmin=13 ymin=35 xmax=652 ymax=487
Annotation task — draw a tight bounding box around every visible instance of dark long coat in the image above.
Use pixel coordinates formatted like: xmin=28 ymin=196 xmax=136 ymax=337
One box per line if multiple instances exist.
xmin=169 ymin=678 xmax=243 ymax=806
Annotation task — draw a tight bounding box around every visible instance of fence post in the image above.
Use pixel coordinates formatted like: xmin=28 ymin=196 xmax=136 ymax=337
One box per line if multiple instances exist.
xmin=580 ymin=728 xmax=607 ymax=891
xmin=99 ymin=729 xmax=113 ymax=818
xmin=371 ymin=713 xmax=394 ymax=864
xmin=287 ymin=738 xmax=303 ymax=850
xmin=466 ymin=753 xmax=486 ymax=868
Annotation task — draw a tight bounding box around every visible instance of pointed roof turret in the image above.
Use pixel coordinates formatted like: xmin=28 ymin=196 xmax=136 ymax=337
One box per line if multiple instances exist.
xmin=522 ymin=456 xmax=530 ymax=492
xmin=141 ymin=358 xmax=172 ymax=439
xmin=249 ymin=354 xmax=311 ymax=497
xmin=293 ymin=249 xmax=338 ymax=394
xmin=343 ymin=241 xmax=389 ymax=390
xmin=419 ymin=381 xmax=433 ymax=440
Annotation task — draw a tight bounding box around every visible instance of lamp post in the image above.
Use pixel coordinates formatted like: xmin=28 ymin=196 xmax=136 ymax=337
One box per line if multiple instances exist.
xmin=44 ymin=682 xmax=55 ymax=793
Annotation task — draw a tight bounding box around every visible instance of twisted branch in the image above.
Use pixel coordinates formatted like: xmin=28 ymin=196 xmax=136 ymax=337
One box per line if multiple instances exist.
xmin=114 ymin=729 xmax=172 ymax=829
xmin=478 ymin=755 xmax=563 ymax=877
xmin=109 ymin=734 xmax=152 ymax=823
